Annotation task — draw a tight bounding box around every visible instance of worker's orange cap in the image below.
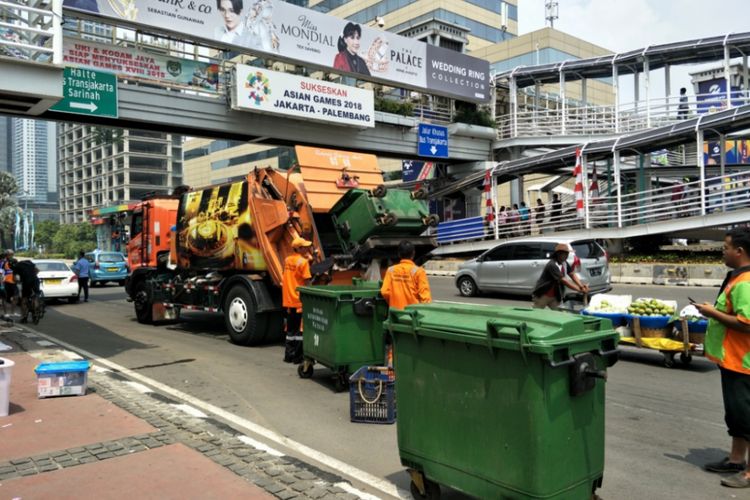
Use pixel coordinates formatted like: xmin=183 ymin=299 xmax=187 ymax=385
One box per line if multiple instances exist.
xmin=292 ymin=237 xmax=312 ymax=249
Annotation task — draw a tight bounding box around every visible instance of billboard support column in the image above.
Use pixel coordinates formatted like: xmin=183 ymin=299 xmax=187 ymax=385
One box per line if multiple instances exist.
xmin=559 ymin=71 xmax=566 ymax=135
xmin=644 ymin=56 xmax=651 ymax=128
xmin=698 ymin=130 xmax=706 ymax=216
xmin=52 ymin=0 xmax=62 ymax=65
xmin=724 ymin=44 xmax=732 ymax=108
xmin=613 ymin=64 xmax=620 ymax=133
xmin=665 ymin=64 xmax=671 ymax=116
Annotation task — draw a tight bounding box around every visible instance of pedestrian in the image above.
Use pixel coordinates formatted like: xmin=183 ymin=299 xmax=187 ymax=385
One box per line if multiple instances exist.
xmin=380 ymin=240 xmax=432 ymax=311
xmin=509 ymin=204 xmax=520 ymax=236
xmin=696 ymin=228 xmax=750 ymax=488
xmin=72 ymin=251 xmax=90 ymax=302
xmin=12 ymin=259 xmax=39 ymax=323
xmin=534 ymin=198 xmax=546 ymax=233
xmin=519 ymin=201 xmax=531 ymax=235
xmin=550 ymin=193 xmax=562 ymax=223
xmin=2 ymin=250 xmax=18 ymax=316
xmin=282 ymin=237 xmax=313 ymax=364
xmin=531 ymin=243 xmax=588 ymax=309
xmin=678 ymin=87 xmax=689 ymax=119
xmin=497 ymin=206 xmax=508 ymax=237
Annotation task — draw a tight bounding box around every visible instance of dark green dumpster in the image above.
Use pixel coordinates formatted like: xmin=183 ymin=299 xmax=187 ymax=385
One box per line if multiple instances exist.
xmin=385 ymin=303 xmax=619 ymax=500
xmin=298 ymin=280 xmax=388 ymax=390
xmin=330 ymin=188 xmax=437 ymax=253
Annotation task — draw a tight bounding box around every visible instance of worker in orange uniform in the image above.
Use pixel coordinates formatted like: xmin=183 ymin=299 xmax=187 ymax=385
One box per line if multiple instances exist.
xmin=381 ymin=241 xmax=432 ymax=310
xmin=282 ymin=237 xmax=313 ymax=364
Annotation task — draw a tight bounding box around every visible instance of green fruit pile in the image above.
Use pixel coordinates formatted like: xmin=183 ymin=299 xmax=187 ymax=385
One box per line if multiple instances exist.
xmin=627 ymin=298 xmax=675 ymax=317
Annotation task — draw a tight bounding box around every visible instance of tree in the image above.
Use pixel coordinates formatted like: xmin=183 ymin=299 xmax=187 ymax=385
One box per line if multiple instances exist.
xmin=51 ymin=222 xmax=97 ymax=258
xmin=0 ymin=172 xmax=18 ymax=249
xmin=35 ymin=219 xmax=60 ymax=253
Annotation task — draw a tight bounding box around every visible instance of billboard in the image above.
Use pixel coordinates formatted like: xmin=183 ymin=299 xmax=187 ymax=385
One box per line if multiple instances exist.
xmin=63 ymin=38 xmax=220 ymax=91
xmin=62 ymin=0 xmax=490 ymax=102
xmin=703 ymin=140 xmax=750 ymax=164
xmin=232 ymin=64 xmax=374 ymax=128
xmin=696 ymin=78 xmax=744 ymax=114
xmin=176 ymin=180 xmax=268 ymax=270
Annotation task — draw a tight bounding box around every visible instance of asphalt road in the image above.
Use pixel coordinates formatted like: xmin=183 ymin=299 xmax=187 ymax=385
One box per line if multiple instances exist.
xmin=28 ymin=279 xmax=737 ymax=500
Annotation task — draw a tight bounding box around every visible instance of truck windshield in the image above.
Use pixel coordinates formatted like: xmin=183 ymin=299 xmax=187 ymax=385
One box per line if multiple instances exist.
xmin=131 ymin=212 xmax=143 ymax=237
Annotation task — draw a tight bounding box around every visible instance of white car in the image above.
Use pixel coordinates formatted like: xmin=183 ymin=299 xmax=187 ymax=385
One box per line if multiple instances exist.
xmin=36 ymin=260 xmax=79 ymax=303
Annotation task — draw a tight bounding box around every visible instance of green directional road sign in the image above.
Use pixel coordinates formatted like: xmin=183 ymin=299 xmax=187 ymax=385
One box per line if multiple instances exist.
xmin=50 ymin=67 xmax=118 ymax=118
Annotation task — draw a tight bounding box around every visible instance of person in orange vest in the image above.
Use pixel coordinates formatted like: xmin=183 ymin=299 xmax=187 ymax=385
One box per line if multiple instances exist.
xmin=380 ymin=241 xmax=432 ymax=310
xmin=282 ymin=237 xmax=313 ymax=364
xmin=696 ymin=228 xmax=750 ymax=488
xmin=2 ymin=250 xmax=18 ymax=317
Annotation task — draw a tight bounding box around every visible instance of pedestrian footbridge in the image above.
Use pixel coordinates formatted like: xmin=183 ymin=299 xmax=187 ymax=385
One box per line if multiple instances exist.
xmin=0 ymin=1 xmax=494 ymax=161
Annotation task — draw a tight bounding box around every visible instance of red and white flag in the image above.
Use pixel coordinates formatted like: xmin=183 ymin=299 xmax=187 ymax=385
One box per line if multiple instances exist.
xmin=574 ymin=148 xmax=584 ymax=218
xmin=483 ymin=168 xmax=495 ymax=223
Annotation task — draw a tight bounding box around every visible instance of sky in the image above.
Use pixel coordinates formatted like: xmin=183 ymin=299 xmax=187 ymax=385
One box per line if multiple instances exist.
xmin=515 ymin=0 xmax=749 ymax=99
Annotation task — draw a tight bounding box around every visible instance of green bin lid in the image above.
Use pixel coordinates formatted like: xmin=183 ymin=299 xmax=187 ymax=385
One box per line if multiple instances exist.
xmin=385 ymin=303 xmax=618 ymax=360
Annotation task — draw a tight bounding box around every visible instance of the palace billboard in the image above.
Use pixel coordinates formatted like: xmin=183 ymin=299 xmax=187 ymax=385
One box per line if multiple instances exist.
xmin=62 ymin=0 xmax=490 ymax=103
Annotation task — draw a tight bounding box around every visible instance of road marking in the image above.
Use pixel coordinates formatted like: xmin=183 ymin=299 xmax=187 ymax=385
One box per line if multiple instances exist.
xmin=334 ymin=481 xmax=383 ymax=500
xmin=124 ymin=381 xmax=152 ymax=393
xmin=172 ymin=403 xmax=208 ymax=418
xmin=36 ymin=340 xmax=57 ymax=347
xmin=21 ymin=326 xmax=410 ymax=499
xmin=237 ymin=435 xmax=283 ymax=457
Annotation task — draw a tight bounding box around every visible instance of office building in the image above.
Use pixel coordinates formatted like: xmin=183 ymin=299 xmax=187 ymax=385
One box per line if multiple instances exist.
xmin=58 ymin=125 xmax=183 ymax=223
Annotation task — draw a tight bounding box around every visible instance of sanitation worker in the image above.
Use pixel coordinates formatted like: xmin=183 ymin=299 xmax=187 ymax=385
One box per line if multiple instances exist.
xmin=531 ymin=242 xmax=588 ymax=309
xmin=282 ymin=237 xmax=313 ymax=364
xmin=380 ymin=240 xmax=432 ymax=310
xmin=697 ymin=228 xmax=750 ymax=488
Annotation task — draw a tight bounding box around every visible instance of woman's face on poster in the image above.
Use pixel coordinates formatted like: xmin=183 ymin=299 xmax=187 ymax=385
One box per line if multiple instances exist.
xmin=344 ymin=32 xmax=360 ymax=54
xmin=219 ymin=0 xmax=241 ymax=31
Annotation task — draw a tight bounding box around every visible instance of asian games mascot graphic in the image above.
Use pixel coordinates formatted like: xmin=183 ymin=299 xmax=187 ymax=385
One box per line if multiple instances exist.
xmin=245 ymin=71 xmax=271 ymax=105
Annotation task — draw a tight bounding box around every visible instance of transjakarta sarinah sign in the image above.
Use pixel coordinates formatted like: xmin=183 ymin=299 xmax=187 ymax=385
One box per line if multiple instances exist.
xmin=62 ymin=0 xmax=490 ymax=103
xmin=232 ymin=64 xmax=374 ymax=128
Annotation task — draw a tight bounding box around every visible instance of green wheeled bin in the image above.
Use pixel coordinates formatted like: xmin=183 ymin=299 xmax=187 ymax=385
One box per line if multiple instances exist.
xmin=384 ymin=303 xmax=619 ymax=500
xmin=298 ymin=280 xmax=388 ymax=391
xmin=330 ymin=188 xmax=438 ymax=254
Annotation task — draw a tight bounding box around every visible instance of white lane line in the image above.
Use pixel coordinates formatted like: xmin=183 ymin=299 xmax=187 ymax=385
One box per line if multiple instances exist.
xmin=36 ymin=340 xmax=57 ymax=347
xmin=21 ymin=326 xmax=409 ymax=500
xmin=237 ymin=435 xmax=284 ymax=457
xmin=124 ymin=381 xmax=152 ymax=393
xmin=335 ymin=481 xmax=384 ymax=500
xmin=60 ymin=350 xmax=84 ymax=360
xmin=172 ymin=403 xmax=208 ymax=419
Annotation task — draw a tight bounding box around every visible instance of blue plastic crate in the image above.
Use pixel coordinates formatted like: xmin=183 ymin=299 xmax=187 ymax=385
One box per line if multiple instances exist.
xmin=675 ymin=319 xmax=708 ymax=333
xmin=581 ymin=309 xmax=628 ymax=327
xmin=349 ymin=366 xmax=396 ymax=424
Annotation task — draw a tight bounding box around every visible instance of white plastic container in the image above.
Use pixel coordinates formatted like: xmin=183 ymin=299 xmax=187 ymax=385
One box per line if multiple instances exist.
xmin=0 ymin=357 xmax=15 ymax=417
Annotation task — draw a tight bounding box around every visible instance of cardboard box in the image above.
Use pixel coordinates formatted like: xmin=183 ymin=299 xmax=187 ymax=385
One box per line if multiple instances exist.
xmin=34 ymin=360 xmax=90 ymax=398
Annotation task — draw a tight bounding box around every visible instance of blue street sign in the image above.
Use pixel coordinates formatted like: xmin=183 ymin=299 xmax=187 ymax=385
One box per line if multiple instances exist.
xmin=417 ymin=123 xmax=449 ymax=158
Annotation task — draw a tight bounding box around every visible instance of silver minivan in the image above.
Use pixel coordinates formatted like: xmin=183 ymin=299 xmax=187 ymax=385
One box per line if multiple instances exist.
xmin=455 ymin=237 xmax=612 ymax=297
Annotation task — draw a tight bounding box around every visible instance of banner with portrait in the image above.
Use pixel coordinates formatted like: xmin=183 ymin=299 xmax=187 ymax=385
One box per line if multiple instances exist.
xmin=62 ymin=0 xmax=490 ymax=102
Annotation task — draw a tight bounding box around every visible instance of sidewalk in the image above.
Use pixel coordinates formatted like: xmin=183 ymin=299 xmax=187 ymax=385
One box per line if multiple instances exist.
xmin=0 ymin=324 xmax=367 ymax=500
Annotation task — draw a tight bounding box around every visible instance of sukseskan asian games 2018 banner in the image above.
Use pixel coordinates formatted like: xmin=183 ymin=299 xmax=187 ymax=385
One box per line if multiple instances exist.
xmin=62 ymin=0 xmax=490 ymax=103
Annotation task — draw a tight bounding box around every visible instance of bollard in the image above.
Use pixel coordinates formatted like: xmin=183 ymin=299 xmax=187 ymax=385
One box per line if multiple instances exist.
xmin=0 ymin=357 xmax=15 ymax=417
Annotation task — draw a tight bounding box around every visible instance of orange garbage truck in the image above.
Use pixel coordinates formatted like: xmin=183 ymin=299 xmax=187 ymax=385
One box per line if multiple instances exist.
xmin=125 ymin=146 xmax=437 ymax=346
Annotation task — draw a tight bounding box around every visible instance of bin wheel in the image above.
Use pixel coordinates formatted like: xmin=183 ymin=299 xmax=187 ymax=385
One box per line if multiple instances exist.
xmin=663 ymin=352 xmax=676 ymax=368
xmin=680 ymin=352 xmax=693 ymax=365
xmin=410 ymin=479 xmax=441 ymax=499
xmin=383 ymin=212 xmax=399 ymax=226
xmin=424 ymin=214 xmax=440 ymax=228
xmin=334 ymin=373 xmax=348 ymax=393
xmin=411 ymin=187 xmax=428 ymax=200
xmin=297 ymin=363 xmax=314 ymax=379
xmin=372 ymin=185 xmax=387 ymax=198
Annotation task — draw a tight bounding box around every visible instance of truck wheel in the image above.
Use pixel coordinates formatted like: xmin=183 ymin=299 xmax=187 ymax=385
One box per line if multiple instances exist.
xmin=134 ymin=281 xmax=153 ymax=324
xmin=224 ymin=285 xmax=262 ymax=346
